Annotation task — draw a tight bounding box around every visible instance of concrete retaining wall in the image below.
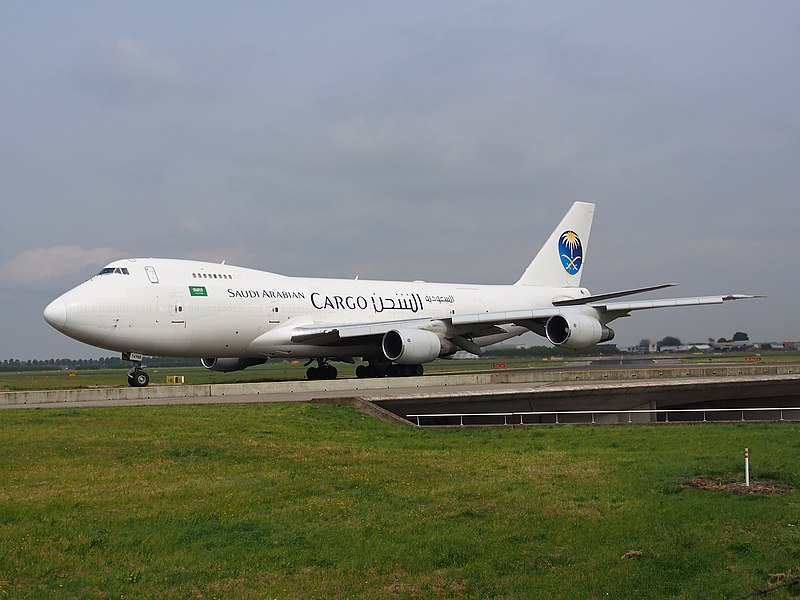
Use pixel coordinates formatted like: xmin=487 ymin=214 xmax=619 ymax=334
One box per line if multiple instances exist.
xmin=374 ymin=374 xmax=800 ymax=419
xmin=1 ymin=364 xmax=798 ymax=407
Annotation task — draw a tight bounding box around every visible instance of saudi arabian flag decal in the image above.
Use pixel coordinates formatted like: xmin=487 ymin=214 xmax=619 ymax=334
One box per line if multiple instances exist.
xmin=189 ymin=286 xmax=208 ymax=297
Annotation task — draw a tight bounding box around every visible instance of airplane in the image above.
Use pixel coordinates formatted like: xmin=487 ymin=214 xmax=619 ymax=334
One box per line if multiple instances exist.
xmin=43 ymin=202 xmax=759 ymax=387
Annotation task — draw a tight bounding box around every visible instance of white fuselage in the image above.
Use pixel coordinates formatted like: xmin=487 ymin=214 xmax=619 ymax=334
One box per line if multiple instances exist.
xmin=45 ymin=258 xmax=590 ymax=359
xmin=43 ymin=202 xmax=757 ymax=388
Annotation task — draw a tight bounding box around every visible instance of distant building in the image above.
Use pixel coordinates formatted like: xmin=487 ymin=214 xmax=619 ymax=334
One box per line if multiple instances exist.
xmin=713 ymin=341 xmax=736 ymax=351
xmin=625 ymin=341 xmax=658 ymax=354
xmin=660 ymin=344 xmax=712 ymax=353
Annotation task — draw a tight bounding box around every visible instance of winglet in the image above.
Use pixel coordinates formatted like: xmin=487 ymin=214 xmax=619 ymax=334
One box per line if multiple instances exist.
xmin=722 ymin=294 xmax=766 ymax=301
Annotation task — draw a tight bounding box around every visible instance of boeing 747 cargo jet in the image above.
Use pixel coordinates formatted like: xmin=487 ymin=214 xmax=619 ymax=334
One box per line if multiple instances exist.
xmin=43 ymin=202 xmax=758 ymax=386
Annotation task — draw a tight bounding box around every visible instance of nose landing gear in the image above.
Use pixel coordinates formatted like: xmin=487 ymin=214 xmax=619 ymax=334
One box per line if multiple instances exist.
xmin=128 ymin=369 xmax=150 ymax=387
xmin=123 ymin=352 xmax=150 ymax=387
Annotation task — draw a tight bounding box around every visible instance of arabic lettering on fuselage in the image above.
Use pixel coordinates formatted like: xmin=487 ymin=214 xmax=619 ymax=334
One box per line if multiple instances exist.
xmin=310 ymin=292 xmax=425 ymax=313
xmin=371 ymin=293 xmax=423 ymax=314
xmin=424 ymin=294 xmax=455 ymax=304
xmin=227 ymin=288 xmax=455 ymax=314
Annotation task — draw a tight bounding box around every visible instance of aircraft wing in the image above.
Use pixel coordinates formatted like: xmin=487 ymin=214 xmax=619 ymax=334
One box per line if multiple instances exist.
xmin=450 ymin=308 xmax=562 ymax=326
xmin=450 ymin=293 xmax=761 ymax=328
xmin=273 ymin=292 xmax=761 ymax=354
xmin=289 ymin=317 xmax=445 ymax=344
xmin=286 ymin=316 xmax=510 ymax=356
xmin=594 ymin=294 xmax=760 ymax=314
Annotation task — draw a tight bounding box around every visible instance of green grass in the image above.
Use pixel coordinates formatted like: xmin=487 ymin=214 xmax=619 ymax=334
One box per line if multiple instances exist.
xmin=1 ymin=404 xmax=798 ymax=598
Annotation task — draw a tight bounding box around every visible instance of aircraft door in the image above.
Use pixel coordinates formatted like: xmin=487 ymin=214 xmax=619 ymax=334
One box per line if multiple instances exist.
xmin=268 ymin=302 xmax=281 ymax=325
xmin=169 ymin=294 xmax=186 ymax=326
xmin=157 ymin=293 xmax=191 ymax=352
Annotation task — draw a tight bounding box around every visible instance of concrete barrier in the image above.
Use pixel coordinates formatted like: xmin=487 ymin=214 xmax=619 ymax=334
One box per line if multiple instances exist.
xmin=0 ymin=384 xmax=213 ymax=407
xmin=1 ymin=364 xmax=798 ymax=407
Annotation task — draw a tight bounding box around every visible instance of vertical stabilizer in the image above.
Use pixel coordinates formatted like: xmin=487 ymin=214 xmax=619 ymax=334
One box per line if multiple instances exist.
xmin=514 ymin=202 xmax=595 ymax=287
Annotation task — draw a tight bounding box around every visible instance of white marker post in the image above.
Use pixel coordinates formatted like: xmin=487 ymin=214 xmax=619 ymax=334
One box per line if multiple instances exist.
xmin=745 ymin=448 xmax=750 ymax=487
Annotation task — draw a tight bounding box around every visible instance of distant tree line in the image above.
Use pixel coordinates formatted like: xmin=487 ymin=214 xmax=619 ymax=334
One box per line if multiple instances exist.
xmin=638 ymin=331 xmax=754 ymax=351
xmin=0 ymin=357 xmax=201 ymax=372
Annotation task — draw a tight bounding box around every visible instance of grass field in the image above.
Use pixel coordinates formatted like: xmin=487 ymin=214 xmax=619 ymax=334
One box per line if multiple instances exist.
xmin=1 ymin=403 xmax=798 ymax=598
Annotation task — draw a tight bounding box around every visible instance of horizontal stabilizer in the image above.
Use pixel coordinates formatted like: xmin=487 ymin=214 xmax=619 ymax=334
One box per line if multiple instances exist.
xmin=553 ymin=283 xmax=678 ymax=306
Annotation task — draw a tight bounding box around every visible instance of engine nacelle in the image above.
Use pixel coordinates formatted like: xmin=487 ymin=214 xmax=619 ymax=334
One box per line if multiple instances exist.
xmin=545 ymin=314 xmax=615 ymax=349
xmin=200 ymin=357 xmax=268 ymax=373
xmin=382 ymin=329 xmax=454 ymax=364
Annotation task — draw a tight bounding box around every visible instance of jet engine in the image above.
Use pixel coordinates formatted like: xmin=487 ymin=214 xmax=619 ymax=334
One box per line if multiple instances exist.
xmin=545 ymin=314 xmax=615 ymax=349
xmin=381 ymin=329 xmax=456 ymax=364
xmin=200 ymin=357 xmax=268 ymax=372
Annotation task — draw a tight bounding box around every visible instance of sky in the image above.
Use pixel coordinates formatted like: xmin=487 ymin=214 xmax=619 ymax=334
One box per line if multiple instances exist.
xmin=1 ymin=2 xmax=798 ymax=359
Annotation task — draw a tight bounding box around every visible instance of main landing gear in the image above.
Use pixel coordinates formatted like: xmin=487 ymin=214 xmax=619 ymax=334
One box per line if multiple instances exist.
xmin=303 ymin=358 xmax=425 ymax=380
xmin=305 ymin=359 xmax=338 ymax=381
xmin=123 ymin=352 xmax=149 ymax=387
xmin=355 ymin=359 xmax=424 ymax=378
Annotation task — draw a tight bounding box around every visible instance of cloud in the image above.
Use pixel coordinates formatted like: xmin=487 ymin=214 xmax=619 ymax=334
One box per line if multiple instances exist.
xmin=75 ymin=37 xmax=183 ymax=103
xmin=2 ymin=246 xmax=121 ymax=286
xmin=178 ymin=217 xmax=206 ymax=236
xmin=183 ymin=243 xmax=254 ymax=268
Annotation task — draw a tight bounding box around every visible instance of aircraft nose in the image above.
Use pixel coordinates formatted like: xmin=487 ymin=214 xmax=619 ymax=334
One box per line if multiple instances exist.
xmin=43 ymin=297 xmax=67 ymax=330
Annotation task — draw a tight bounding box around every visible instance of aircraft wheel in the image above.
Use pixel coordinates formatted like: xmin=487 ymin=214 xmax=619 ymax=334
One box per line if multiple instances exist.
xmin=355 ymin=365 xmax=368 ymax=378
xmin=325 ymin=365 xmax=338 ymax=380
xmin=129 ymin=371 xmax=149 ymax=387
xmin=406 ymin=364 xmax=424 ymax=376
xmin=306 ymin=367 xmax=319 ymax=380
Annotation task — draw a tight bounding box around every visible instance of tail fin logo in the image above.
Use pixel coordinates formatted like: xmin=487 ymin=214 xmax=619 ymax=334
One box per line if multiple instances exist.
xmin=558 ymin=230 xmax=583 ymax=274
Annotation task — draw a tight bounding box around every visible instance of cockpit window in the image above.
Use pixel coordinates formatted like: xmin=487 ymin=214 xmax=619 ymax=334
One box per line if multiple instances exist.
xmin=97 ymin=267 xmax=130 ymax=276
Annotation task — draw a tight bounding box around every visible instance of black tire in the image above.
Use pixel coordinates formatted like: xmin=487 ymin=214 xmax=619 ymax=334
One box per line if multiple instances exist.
xmin=130 ymin=371 xmax=149 ymax=387
xmin=306 ymin=367 xmax=318 ymax=380
xmin=355 ymin=365 xmax=368 ymax=378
